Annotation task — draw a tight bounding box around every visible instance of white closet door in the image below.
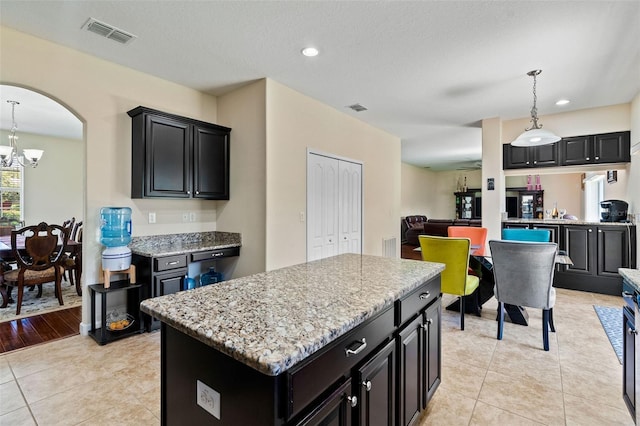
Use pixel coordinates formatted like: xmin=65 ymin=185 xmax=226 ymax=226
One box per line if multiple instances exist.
xmin=307 ymin=154 xmax=339 ymax=261
xmin=338 ymin=161 xmax=362 ymax=255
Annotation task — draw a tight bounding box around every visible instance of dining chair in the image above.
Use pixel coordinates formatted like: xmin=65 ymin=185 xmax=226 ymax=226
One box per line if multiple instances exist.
xmin=62 ymin=221 xmax=83 ymax=296
xmin=502 ymin=228 xmax=551 ymax=242
xmin=489 ymin=239 xmax=557 ymax=351
xmin=0 ymin=222 xmax=68 ymax=315
xmin=447 ymin=226 xmax=488 ymax=256
xmin=419 ymin=235 xmax=480 ymax=330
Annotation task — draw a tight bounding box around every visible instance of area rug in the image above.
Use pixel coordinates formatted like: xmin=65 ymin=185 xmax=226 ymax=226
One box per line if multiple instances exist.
xmin=593 ymin=305 xmax=623 ymax=364
xmin=0 ymin=283 xmax=82 ymax=323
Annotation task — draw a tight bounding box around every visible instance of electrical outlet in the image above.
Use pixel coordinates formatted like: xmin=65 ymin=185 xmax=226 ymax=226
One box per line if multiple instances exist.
xmin=182 ymin=213 xmax=189 ymax=222
xmin=148 ymin=212 xmax=156 ymax=224
xmin=197 ymin=380 xmax=220 ymax=419
xmin=189 ymin=212 xmax=196 ymax=222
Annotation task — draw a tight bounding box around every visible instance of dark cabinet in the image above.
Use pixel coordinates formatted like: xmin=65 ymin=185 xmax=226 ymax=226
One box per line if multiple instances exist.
xmin=555 ymin=224 xmax=636 ymax=295
xmin=623 ymin=304 xmax=636 ymax=422
xmin=560 ymin=131 xmax=630 ymax=166
xmin=355 ymin=340 xmax=396 ymax=426
xmin=128 ymin=106 xmax=231 ymax=200
xmin=297 ymin=379 xmax=354 ymax=426
xmin=503 ymin=143 xmax=559 ymax=169
xmin=397 ymin=289 xmax=441 ymax=426
xmin=454 ymin=190 xmax=481 ymax=219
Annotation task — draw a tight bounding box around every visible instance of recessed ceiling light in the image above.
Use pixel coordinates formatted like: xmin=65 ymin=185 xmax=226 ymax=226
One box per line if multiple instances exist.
xmin=555 ymin=99 xmax=570 ymax=106
xmin=301 ymin=47 xmax=319 ymax=57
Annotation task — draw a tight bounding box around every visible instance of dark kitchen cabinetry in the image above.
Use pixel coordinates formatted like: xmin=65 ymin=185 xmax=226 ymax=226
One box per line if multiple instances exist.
xmin=623 ymin=294 xmax=636 ymax=422
xmin=554 ymin=224 xmax=636 ymax=295
xmin=560 ymin=131 xmax=630 ymax=166
xmin=354 ymin=340 xmax=396 ymax=426
xmin=128 ymin=106 xmax=231 ymax=200
xmin=503 ymin=143 xmax=559 ymax=169
xmin=297 ymin=379 xmax=354 ymax=426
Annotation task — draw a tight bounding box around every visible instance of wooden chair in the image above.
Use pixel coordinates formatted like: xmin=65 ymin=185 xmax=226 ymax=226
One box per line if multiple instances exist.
xmin=0 ymin=222 xmax=68 ymax=315
xmin=62 ymin=222 xmax=82 ymax=295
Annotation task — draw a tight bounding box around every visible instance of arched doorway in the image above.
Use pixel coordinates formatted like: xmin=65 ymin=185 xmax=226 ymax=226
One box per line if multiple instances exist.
xmin=0 ymin=84 xmax=85 ymax=347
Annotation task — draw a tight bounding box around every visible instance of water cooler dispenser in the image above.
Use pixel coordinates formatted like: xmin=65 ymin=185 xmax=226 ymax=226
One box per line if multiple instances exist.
xmin=100 ymin=207 xmax=136 ymax=287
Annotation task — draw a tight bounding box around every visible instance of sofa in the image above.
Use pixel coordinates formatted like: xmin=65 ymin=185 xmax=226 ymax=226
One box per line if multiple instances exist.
xmin=403 ymin=217 xmax=482 ymax=245
xmin=401 ymin=215 xmax=428 ymax=246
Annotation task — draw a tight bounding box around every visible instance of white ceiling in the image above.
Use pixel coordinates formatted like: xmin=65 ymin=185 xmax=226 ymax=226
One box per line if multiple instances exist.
xmin=0 ymin=1 xmax=638 ymax=170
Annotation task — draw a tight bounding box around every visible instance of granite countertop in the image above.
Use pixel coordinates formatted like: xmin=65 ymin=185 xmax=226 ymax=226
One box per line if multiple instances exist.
xmin=503 ymin=219 xmax=635 ymax=226
xmin=128 ymin=231 xmax=241 ymax=257
xmin=140 ymin=253 xmax=444 ymax=376
xmin=620 ymin=269 xmax=640 ymax=292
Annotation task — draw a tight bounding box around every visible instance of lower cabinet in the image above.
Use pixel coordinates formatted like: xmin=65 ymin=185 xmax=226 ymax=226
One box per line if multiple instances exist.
xmin=623 ymin=304 xmax=636 ymax=422
xmin=355 ymin=340 xmax=396 ymax=426
xmin=297 ymin=379 xmax=354 ymax=426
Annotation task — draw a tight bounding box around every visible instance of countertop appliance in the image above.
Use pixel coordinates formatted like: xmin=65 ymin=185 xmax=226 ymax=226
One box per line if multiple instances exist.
xmin=601 ymin=199 xmax=628 ymax=222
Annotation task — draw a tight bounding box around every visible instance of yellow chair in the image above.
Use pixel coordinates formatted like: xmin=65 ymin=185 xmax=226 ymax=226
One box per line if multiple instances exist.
xmin=419 ymin=235 xmax=480 ymax=330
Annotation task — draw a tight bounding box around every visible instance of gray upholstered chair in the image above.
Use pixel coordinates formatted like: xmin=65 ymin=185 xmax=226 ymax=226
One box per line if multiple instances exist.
xmin=489 ymin=239 xmax=557 ymax=351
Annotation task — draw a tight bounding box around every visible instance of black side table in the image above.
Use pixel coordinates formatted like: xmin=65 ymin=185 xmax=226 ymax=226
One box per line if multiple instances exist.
xmin=89 ymin=279 xmax=144 ymax=345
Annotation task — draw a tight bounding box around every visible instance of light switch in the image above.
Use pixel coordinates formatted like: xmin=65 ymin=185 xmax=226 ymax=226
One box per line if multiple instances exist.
xmin=299 ymin=212 xmax=305 ymax=222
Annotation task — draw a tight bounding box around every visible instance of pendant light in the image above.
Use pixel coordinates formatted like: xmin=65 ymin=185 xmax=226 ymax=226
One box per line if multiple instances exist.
xmin=0 ymin=100 xmax=44 ymax=168
xmin=511 ymin=70 xmax=560 ymax=147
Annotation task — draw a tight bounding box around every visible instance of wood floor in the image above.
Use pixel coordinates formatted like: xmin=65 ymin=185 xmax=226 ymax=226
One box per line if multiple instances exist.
xmin=401 ymin=243 xmax=422 ymax=260
xmin=0 ymin=306 xmax=81 ymax=353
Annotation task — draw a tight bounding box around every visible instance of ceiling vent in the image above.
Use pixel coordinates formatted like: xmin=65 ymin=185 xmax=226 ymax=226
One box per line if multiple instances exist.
xmin=83 ymin=18 xmax=137 ymax=44
xmin=347 ymin=103 xmax=368 ymax=112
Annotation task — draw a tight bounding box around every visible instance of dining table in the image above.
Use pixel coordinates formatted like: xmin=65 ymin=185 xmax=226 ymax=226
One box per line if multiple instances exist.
xmin=0 ymin=235 xmax=82 ymax=308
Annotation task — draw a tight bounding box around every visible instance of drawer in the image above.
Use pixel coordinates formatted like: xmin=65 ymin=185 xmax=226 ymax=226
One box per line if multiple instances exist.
xmin=190 ymin=246 xmax=240 ymax=262
xmin=287 ymin=307 xmax=394 ymax=420
xmin=395 ymin=275 xmax=441 ymax=326
xmin=154 ymin=254 xmax=188 ymax=272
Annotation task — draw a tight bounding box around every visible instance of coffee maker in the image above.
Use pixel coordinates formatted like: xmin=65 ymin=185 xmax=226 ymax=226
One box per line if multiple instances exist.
xmin=600 ymin=200 xmax=628 ymax=222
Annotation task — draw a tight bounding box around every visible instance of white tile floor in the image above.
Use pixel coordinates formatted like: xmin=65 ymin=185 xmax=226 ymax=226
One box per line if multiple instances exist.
xmin=0 ymin=288 xmax=633 ymax=425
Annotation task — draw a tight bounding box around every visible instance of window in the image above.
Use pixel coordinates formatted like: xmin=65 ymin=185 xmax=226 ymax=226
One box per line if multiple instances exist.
xmin=583 ymin=173 xmax=604 ymax=222
xmin=0 ymin=162 xmax=24 ymax=224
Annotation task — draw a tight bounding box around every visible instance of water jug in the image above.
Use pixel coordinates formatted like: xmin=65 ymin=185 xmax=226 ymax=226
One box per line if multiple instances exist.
xmin=100 ymin=207 xmax=132 ymax=247
xmin=200 ymin=267 xmax=223 ymax=286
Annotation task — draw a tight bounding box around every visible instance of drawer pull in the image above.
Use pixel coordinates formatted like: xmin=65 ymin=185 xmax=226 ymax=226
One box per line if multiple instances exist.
xmin=211 ymin=252 xmax=224 ymax=257
xmin=347 ymin=395 xmax=358 ymax=408
xmin=362 ymin=380 xmax=372 ymax=391
xmin=419 ymin=292 xmax=430 ymax=300
xmin=166 ymin=261 xmax=180 ymax=266
xmin=345 ymin=338 xmax=367 ymax=357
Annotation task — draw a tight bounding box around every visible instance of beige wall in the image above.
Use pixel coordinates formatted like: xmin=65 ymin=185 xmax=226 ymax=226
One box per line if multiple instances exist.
xmin=1 ymin=26 xmax=220 ymax=327
xmin=0 ymin=130 xmax=83 ymax=225
xmin=217 ymin=80 xmax=267 ymax=277
xmin=265 ymin=80 xmax=401 ymax=269
xmin=630 ymin=92 xmax=640 ymax=266
xmin=401 ymin=163 xmax=436 ymax=217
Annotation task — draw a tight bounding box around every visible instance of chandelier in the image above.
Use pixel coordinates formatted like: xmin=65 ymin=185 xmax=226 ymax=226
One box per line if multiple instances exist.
xmin=0 ymin=100 xmax=44 ymax=168
xmin=511 ymin=70 xmax=561 ymax=147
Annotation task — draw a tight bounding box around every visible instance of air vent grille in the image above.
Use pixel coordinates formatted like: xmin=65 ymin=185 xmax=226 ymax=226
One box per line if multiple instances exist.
xmin=83 ymin=18 xmax=136 ymax=44
xmin=347 ymin=103 xmax=368 ymax=112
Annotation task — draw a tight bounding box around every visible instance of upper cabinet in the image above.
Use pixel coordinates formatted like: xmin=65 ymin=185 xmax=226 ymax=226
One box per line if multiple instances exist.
xmin=504 ymin=131 xmax=630 ymax=170
xmin=560 ymin=131 xmax=630 ymax=166
xmin=128 ymin=106 xmax=231 ymax=200
xmin=503 ymin=143 xmax=559 ymax=169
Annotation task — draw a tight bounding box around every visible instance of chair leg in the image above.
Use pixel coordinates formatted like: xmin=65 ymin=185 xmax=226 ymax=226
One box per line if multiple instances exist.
xmin=459 ymin=296 xmax=465 ymax=330
xmin=497 ymin=302 xmax=504 ymax=340
xmin=542 ymin=309 xmax=550 ymax=351
xmin=36 ymin=284 xmax=43 ymax=298
xmin=55 ymin=276 xmax=64 ymax=306
xmin=549 ymin=308 xmax=556 ymax=332
xmin=16 ymin=285 xmax=24 ymax=315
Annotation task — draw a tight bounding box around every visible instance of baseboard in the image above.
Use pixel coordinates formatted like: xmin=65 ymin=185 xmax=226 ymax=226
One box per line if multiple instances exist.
xmin=79 ymin=321 xmax=95 ymax=336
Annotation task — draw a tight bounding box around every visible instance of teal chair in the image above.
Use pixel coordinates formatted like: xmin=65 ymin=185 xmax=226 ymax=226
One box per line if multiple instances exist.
xmin=502 ymin=228 xmax=550 ymax=242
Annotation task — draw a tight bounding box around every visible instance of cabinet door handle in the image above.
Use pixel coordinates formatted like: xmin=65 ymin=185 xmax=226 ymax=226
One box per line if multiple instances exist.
xmin=629 ymin=328 xmax=637 ymax=335
xmin=586 ymin=157 xmax=590 ymax=161
xmin=598 ymin=229 xmax=602 ymax=233
xmin=347 ymin=395 xmax=358 ymax=408
xmin=426 ymin=318 xmax=433 ymax=325
xmin=526 ymin=161 xmax=530 ymax=165
xmin=419 ymin=292 xmax=430 ymax=300
xmin=345 ymin=338 xmax=367 ymax=357
xmin=533 ymin=161 xmax=537 ymax=164
xmin=362 ymin=380 xmax=372 ymax=391
xmin=588 ymin=229 xmax=593 ymax=233
xmin=595 ymin=156 xmax=599 ymax=160
xmin=166 ymin=261 xmax=180 ymax=266
xmin=196 ymin=191 xmax=200 ymax=195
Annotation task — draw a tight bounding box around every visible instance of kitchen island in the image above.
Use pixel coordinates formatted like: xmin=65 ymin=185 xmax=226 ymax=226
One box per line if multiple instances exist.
xmin=140 ymin=253 xmax=444 ymax=425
